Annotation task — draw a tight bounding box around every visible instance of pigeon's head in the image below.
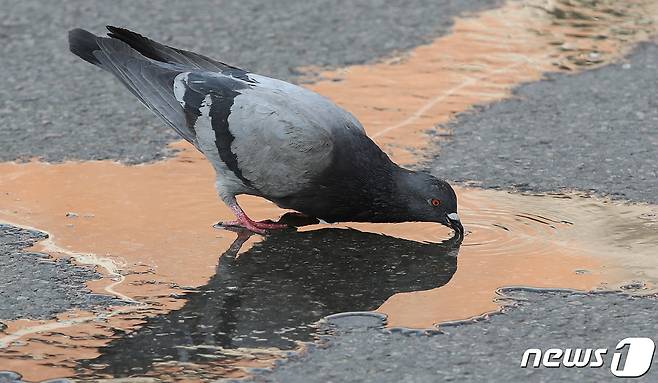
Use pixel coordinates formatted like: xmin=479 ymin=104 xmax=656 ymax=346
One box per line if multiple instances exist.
xmin=398 ymin=170 xmax=463 ymax=238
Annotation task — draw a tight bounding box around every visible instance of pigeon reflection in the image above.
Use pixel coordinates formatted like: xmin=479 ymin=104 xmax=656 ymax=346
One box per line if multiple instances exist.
xmin=87 ymin=227 xmax=460 ymax=375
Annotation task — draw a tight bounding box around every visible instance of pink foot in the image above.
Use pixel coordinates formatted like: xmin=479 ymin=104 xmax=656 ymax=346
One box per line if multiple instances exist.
xmin=250 ymin=220 xmax=290 ymax=230
xmin=214 ymin=219 xmax=267 ymax=234
xmin=214 ymin=201 xmax=290 ymax=234
xmin=215 ymin=219 xmax=289 ymax=231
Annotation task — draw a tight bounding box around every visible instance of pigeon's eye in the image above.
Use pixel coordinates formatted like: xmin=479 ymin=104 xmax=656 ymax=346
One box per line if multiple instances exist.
xmin=430 ymin=198 xmax=441 ymax=207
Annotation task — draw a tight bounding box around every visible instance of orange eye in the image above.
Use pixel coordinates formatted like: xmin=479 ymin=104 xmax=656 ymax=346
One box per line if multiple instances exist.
xmin=430 ymin=198 xmax=441 ymax=206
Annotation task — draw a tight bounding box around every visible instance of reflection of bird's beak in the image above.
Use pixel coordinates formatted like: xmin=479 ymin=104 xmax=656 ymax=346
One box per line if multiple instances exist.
xmin=447 ymin=212 xmax=464 ymax=239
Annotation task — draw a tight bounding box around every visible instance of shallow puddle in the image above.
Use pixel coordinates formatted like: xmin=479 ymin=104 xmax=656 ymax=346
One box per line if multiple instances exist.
xmin=1 ymin=0 xmax=658 ymax=381
xmin=1 ymin=143 xmax=657 ymax=380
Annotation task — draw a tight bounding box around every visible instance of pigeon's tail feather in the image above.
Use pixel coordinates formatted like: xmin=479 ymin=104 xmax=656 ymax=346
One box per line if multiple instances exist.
xmin=106 ymin=26 xmax=169 ymax=62
xmin=68 ymin=28 xmax=197 ymax=145
xmin=68 ymin=28 xmax=103 ymax=66
xmin=105 ymin=25 xmax=236 ymax=72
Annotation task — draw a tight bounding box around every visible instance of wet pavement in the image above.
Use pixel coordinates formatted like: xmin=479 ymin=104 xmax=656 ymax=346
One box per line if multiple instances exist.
xmin=0 ymin=225 xmax=116 ymax=321
xmin=257 ymin=289 xmax=658 ymax=382
xmin=430 ymin=41 xmax=658 ymax=204
xmin=1 ymin=0 xmax=658 ymax=381
xmin=82 ymin=230 xmax=459 ymax=378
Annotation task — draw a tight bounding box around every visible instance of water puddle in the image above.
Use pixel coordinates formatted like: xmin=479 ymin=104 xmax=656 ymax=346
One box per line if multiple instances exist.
xmin=1 ymin=143 xmax=657 ymax=380
xmin=1 ymin=0 xmax=658 ymax=380
xmin=379 ymin=190 xmax=658 ymax=327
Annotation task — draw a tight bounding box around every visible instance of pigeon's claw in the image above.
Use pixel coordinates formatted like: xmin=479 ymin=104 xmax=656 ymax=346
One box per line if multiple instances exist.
xmin=214 ymin=219 xmax=267 ymax=234
xmin=216 ymin=201 xmax=290 ymax=234
xmin=250 ymin=220 xmax=290 ymax=230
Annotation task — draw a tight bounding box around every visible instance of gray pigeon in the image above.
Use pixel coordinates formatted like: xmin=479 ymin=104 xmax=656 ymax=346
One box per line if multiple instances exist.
xmin=68 ymin=27 xmax=463 ymax=236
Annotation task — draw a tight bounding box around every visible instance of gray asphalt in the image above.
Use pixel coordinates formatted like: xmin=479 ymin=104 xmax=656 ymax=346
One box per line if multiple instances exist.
xmin=0 ymin=225 xmax=117 ymax=320
xmin=1 ymin=1 xmax=657 ymax=382
xmin=254 ymin=289 xmax=658 ymax=383
xmin=428 ymin=42 xmax=658 ymax=204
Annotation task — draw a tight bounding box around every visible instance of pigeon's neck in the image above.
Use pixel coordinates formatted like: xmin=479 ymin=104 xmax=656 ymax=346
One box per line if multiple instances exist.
xmin=354 ymin=165 xmax=421 ymax=222
xmin=389 ymin=166 xmax=422 ymax=205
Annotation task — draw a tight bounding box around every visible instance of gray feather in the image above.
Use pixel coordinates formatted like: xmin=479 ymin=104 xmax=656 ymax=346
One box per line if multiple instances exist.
xmin=173 ymin=70 xmax=366 ymax=198
xmin=91 ymin=38 xmax=198 ymax=146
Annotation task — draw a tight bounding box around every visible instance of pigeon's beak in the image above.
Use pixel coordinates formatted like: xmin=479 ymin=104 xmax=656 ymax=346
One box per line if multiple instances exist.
xmin=446 ymin=212 xmax=464 ymax=238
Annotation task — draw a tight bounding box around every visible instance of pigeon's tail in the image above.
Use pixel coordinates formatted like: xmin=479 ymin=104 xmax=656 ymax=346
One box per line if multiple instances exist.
xmin=105 ymin=26 xmax=170 ymax=63
xmin=68 ymin=29 xmax=104 ymax=66
xmin=105 ymin=26 xmax=238 ymax=72
xmin=67 ymin=28 xmax=198 ymax=145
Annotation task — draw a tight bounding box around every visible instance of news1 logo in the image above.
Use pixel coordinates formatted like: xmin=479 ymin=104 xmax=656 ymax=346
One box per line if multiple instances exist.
xmin=520 ymin=338 xmax=656 ymax=378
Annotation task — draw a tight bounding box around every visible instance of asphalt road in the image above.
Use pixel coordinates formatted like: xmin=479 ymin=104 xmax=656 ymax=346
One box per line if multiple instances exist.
xmin=1 ymin=1 xmax=657 ymax=382
xmin=0 ymin=225 xmax=117 ymax=321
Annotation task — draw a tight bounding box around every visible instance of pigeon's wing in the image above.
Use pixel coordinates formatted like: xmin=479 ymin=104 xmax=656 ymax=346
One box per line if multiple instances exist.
xmin=68 ymin=27 xmax=258 ymax=149
xmin=177 ymin=72 xmax=366 ymax=197
xmin=69 ymin=29 xmax=197 ymax=145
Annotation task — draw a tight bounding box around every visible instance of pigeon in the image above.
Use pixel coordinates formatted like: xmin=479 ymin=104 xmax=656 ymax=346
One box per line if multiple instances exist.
xmin=68 ymin=26 xmax=463 ymax=236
